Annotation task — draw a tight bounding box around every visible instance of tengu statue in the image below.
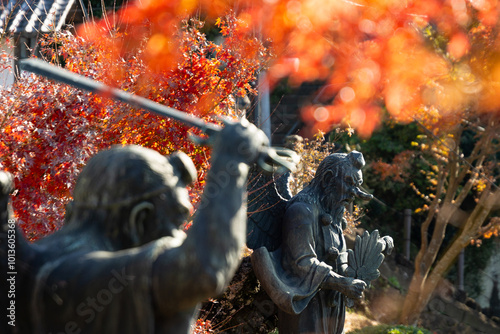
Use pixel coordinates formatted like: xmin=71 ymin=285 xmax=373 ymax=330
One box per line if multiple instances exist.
xmin=3 ymin=120 xmax=274 ymax=334
xmin=247 ymin=150 xmax=393 ymax=334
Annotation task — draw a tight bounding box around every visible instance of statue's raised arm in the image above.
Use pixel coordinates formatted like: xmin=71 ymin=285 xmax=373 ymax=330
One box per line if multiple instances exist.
xmin=152 ymin=120 xmax=271 ymax=314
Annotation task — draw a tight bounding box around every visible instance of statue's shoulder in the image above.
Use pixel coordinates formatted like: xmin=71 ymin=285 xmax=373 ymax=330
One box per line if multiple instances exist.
xmin=286 ymin=190 xmax=318 ymax=215
xmin=285 ymin=200 xmax=314 ymax=214
xmin=283 ymin=198 xmax=318 ymax=228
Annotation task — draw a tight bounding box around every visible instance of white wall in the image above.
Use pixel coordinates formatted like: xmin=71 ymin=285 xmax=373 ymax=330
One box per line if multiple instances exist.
xmin=0 ymin=38 xmax=15 ymax=88
xmin=476 ymin=243 xmax=500 ymax=308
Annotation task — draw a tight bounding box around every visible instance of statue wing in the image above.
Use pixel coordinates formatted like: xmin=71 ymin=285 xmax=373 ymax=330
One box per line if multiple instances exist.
xmin=246 ymin=167 xmax=292 ymax=251
xmin=345 ymin=230 xmax=385 ymax=285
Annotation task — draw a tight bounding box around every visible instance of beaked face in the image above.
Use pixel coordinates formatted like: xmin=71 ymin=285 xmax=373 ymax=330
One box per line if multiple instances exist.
xmin=136 ymin=181 xmax=193 ymax=245
xmin=171 ymin=185 xmax=193 ymax=226
xmin=139 ymin=155 xmax=194 ymax=243
xmin=157 ymin=185 xmax=192 ymax=230
xmin=328 ymin=166 xmax=364 ymax=208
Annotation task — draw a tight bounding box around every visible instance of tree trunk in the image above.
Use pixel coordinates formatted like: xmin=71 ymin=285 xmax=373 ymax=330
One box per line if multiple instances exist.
xmin=399 ymin=187 xmax=500 ymax=324
xmin=400 ymin=199 xmax=454 ymax=323
xmin=400 ymin=270 xmax=425 ymax=324
xmin=402 ymin=234 xmax=469 ymax=324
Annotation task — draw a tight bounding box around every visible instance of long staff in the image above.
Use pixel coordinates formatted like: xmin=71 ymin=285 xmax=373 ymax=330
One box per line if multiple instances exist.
xmin=19 ymin=58 xmax=297 ymax=173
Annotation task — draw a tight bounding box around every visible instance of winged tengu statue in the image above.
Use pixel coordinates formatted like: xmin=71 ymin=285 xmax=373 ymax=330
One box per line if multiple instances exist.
xmin=247 ymin=150 xmax=393 ymax=334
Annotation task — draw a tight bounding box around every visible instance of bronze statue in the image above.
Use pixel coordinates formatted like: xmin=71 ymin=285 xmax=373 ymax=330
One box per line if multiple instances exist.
xmin=1 ymin=171 xmax=14 ymax=334
xmin=4 ymin=120 xmax=273 ymax=334
xmin=248 ymin=151 xmax=393 ymax=333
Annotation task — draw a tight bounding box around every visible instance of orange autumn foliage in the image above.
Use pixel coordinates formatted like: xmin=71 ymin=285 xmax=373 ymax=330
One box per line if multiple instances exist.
xmin=0 ymin=16 xmax=271 ymax=240
xmin=80 ymin=0 xmax=500 ymax=137
xmin=371 ymin=150 xmax=414 ymax=183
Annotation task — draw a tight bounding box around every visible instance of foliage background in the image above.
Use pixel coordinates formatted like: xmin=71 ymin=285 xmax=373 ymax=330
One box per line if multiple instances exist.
xmin=338 ymin=118 xmax=499 ymax=301
xmin=0 ymin=15 xmax=270 ymax=239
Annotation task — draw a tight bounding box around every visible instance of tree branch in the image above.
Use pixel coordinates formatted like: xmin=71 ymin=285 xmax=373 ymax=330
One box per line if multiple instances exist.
xmin=415 ymin=162 xmax=446 ymax=276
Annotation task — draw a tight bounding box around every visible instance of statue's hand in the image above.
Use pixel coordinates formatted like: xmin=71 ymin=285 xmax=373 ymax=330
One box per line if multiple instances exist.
xmin=214 ymin=118 xmax=269 ymax=165
xmin=322 ymin=273 xmax=367 ymax=299
xmin=380 ymin=236 xmax=394 ymax=255
xmin=341 ymin=277 xmax=366 ymax=300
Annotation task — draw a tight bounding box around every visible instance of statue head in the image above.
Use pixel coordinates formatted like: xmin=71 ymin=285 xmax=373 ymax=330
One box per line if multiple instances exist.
xmin=67 ymin=145 xmax=197 ymax=248
xmin=310 ymin=151 xmax=372 ymax=219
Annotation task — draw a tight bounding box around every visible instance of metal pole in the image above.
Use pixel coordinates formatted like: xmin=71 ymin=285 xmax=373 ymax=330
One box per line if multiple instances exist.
xmin=458 ymin=249 xmax=465 ymax=291
xmin=257 ymin=71 xmax=272 ymax=141
xmin=404 ymin=209 xmax=412 ymax=260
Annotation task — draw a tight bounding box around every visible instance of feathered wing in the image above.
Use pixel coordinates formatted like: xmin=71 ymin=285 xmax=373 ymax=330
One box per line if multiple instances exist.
xmin=345 ymin=230 xmax=385 ymax=285
xmin=246 ymin=167 xmax=292 ymax=251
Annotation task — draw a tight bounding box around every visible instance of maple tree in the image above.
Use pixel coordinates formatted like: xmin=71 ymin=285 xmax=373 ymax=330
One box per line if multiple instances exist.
xmin=0 ymin=15 xmax=270 ymax=240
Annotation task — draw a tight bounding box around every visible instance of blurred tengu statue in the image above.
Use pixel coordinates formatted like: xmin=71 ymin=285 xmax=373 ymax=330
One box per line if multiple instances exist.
xmin=3 ymin=120 xmax=274 ymax=334
xmin=247 ymin=150 xmax=393 ymax=334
